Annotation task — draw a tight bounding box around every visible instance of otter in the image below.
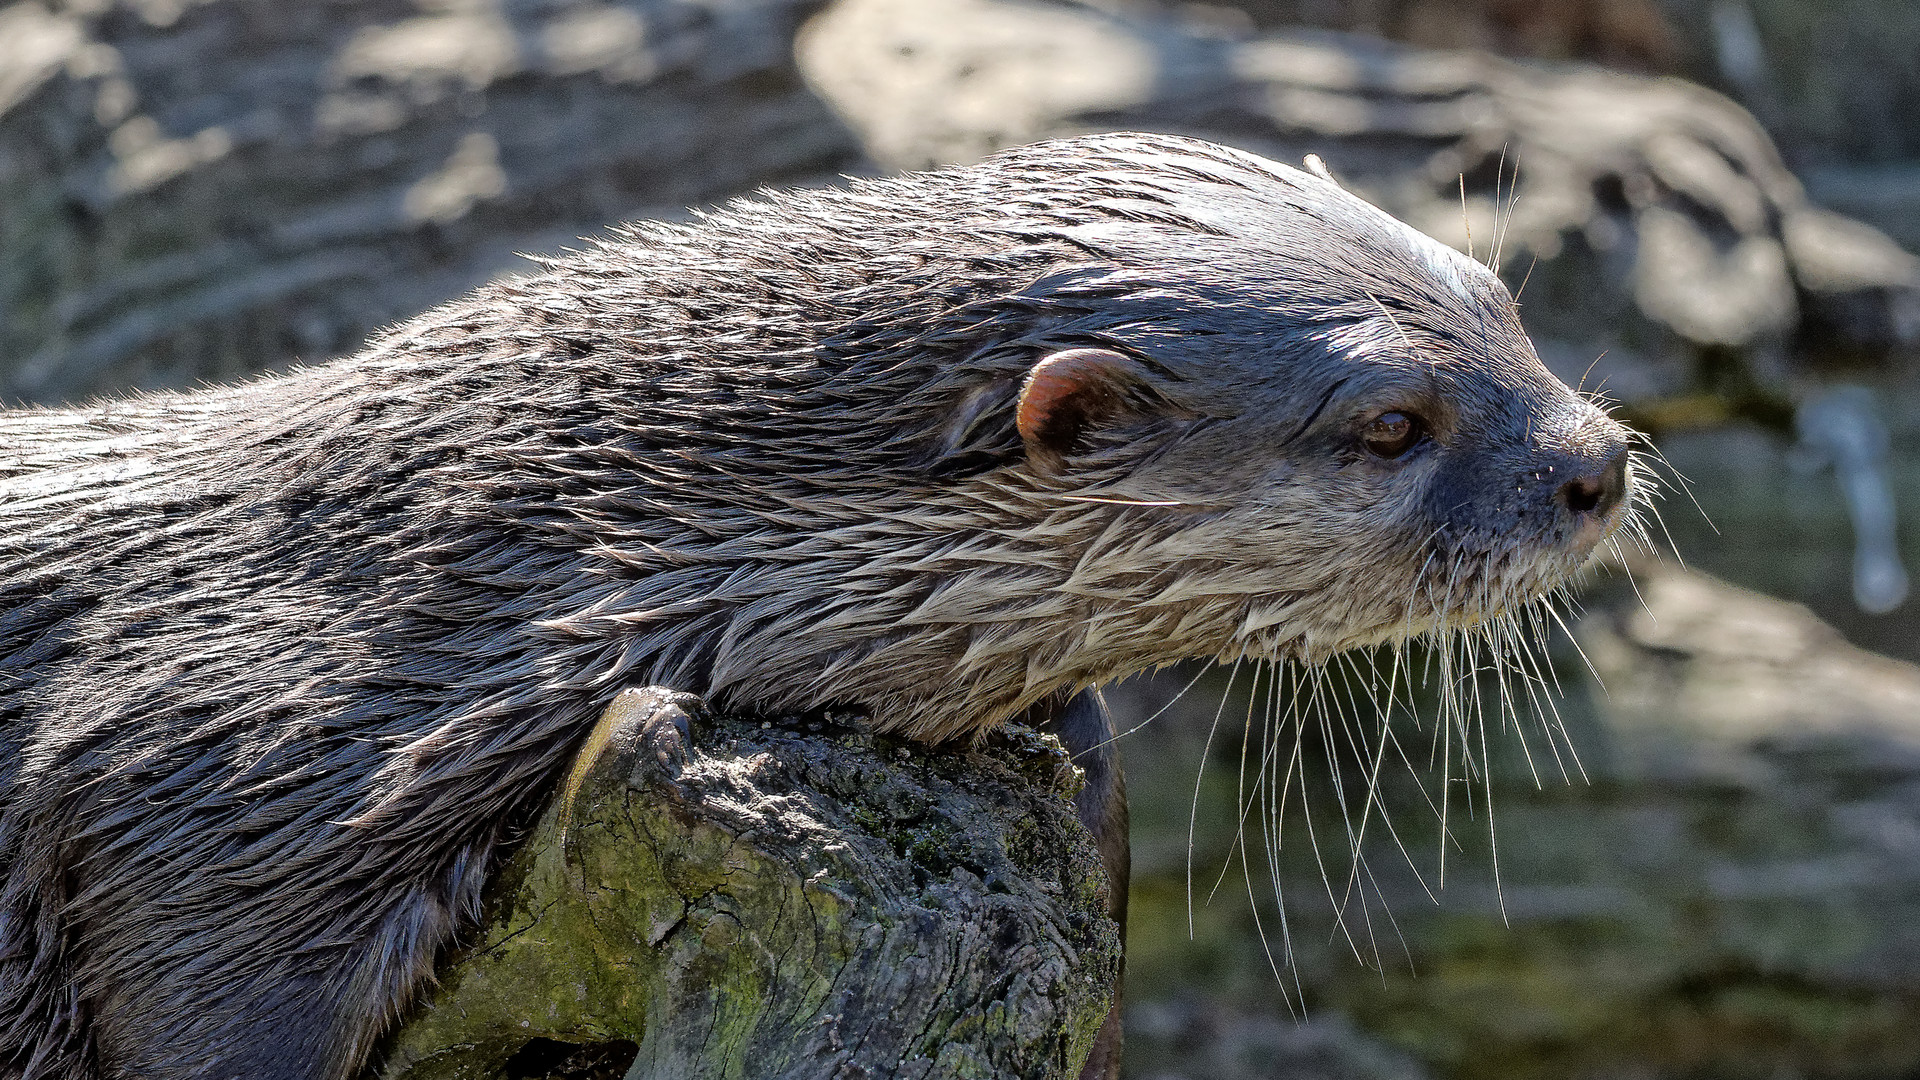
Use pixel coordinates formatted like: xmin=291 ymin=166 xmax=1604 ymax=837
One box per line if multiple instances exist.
xmin=0 ymin=132 xmax=1631 ymax=1079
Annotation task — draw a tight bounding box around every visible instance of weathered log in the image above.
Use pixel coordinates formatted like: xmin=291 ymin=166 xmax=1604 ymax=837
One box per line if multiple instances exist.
xmin=370 ymin=691 xmax=1120 ymax=1080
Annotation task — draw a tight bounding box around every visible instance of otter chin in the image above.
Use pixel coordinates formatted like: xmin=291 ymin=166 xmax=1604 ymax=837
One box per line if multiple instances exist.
xmin=0 ymin=132 xmax=1634 ymax=1079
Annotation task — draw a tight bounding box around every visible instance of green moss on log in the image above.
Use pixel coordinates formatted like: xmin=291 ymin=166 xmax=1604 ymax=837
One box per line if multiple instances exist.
xmin=373 ymin=712 xmax=1119 ymax=1080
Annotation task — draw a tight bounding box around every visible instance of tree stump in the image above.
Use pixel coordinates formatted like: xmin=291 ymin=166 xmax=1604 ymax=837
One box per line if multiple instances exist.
xmin=371 ymin=694 xmax=1120 ymax=1080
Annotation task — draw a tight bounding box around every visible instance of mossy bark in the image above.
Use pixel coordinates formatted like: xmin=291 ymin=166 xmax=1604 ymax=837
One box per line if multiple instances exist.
xmin=371 ymin=707 xmax=1119 ymax=1080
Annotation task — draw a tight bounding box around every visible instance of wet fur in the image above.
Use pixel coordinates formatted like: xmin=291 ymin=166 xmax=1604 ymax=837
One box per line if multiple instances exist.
xmin=0 ymin=134 xmax=1626 ymax=1078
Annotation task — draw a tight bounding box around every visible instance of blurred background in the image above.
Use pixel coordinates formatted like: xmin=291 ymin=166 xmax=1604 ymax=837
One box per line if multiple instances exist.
xmin=4 ymin=0 xmax=1920 ymax=1076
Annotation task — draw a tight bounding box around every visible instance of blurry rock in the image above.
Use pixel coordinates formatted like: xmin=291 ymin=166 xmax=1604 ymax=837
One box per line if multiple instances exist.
xmin=1806 ymin=164 xmax=1920 ymax=255
xmin=800 ymin=0 xmax=1165 ymax=170
xmin=1643 ymin=398 xmax=1920 ymax=666
xmin=1655 ymin=0 xmax=1920 ymax=168
xmin=1170 ymin=0 xmax=1684 ymax=73
xmin=1123 ymin=999 xmax=1431 ymax=1080
xmin=1783 ymin=207 xmax=1920 ymax=356
xmin=0 ymin=0 xmax=860 ymax=405
xmin=1581 ymin=560 xmax=1920 ymax=760
xmin=1174 ymin=0 xmax=1920 ymax=171
xmin=800 ymin=0 xmax=1920 ymax=407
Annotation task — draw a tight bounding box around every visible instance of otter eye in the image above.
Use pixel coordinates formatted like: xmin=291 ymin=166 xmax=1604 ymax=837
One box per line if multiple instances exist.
xmin=1361 ymin=411 xmax=1422 ymax=459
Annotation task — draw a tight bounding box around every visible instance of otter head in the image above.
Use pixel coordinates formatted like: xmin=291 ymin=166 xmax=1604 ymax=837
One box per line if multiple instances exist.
xmin=856 ymin=136 xmax=1636 ymax=736
xmin=985 ymin=150 xmax=1633 ymax=658
xmin=565 ymin=134 xmax=1635 ymax=741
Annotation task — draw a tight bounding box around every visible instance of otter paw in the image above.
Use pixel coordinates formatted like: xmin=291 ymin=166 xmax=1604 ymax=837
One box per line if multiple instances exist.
xmin=611 ymin=686 xmax=701 ymax=788
xmin=559 ymin=688 xmax=705 ymax=838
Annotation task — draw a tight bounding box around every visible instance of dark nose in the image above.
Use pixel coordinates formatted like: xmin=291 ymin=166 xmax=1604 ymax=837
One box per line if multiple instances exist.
xmin=1557 ymin=445 xmax=1629 ymax=519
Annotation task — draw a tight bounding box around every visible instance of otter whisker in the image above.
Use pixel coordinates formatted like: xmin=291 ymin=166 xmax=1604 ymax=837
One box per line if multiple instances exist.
xmin=1385 ymin=677 xmax=1462 ymax=861
xmin=1433 ymin=638 xmax=1459 ymax=887
xmin=1607 ymin=536 xmax=1663 ymax=624
xmin=1432 ymin=553 xmax=1476 ymax=885
xmin=1539 ymin=600 xmax=1591 ymax=783
xmin=1485 ymin=623 xmax=1545 ymax=791
xmin=1574 ymin=351 xmax=1611 ymax=397
xmin=1368 ymin=292 xmax=1417 ymax=350
xmin=1058 ymin=494 xmax=1195 ymax=508
xmin=1209 ymin=668 xmax=1301 ymax=1011
xmin=1335 ymin=653 xmax=1432 ymax=909
xmin=1488 ymin=148 xmax=1506 ymax=276
xmin=1100 ymin=663 xmax=1215 ymax=756
xmin=1260 ymin=666 xmax=1297 ymax=957
xmin=1459 ymin=173 xmax=1475 ymax=263
xmin=1405 ymin=554 xmax=1439 ymax=642
xmin=1238 ymin=728 xmax=1307 ymax=1015
xmin=1630 ymin=517 xmax=1660 ymax=560
xmin=1536 ymin=595 xmax=1605 ymax=697
xmin=1506 ymin=603 xmax=1579 ymax=783
xmin=1245 ymin=662 xmax=1300 ymax=922
xmin=1489 ymin=146 xmax=1515 ymax=277
xmin=1188 ymin=658 xmax=1247 ymax=937
xmin=1505 ymin=610 xmax=1573 ymax=784
xmin=1294 ymin=664 xmax=1377 ymax=964
xmin=1248 ymin=666 xmax=1314 ymax=1012
xmin=1330 ymin=654 xmax=1413 ymax=924
xmin=1443 ymin=627 xmax=1509 ymax=922
xmin=1216 ymin=565 xmax=1582 ymax=992
xmin=1320 ymin=658 xmax=1384 ymax=937
xmin=1629 ymin=429 xmax=1709 ymax=521
xmin=1329 ymin=656 xmax=1433 ymax=964
xmin=1512 ymin=252 xmax=1541 ymax=304
xmin=1360 ymin=846 xmax=1421 ymax=976
xmin=1363 ymin=660 xmax=1448 ymax=902
xmin=1233 ymin=665 xmax=1298 ymax=911
xmin=1634 ymin=456 xmax=1701 ymax=562
xmin=1479 ymin=681 xmax=1507 ymax=925
xmin=1209 ymin=660 xmax=1270 ymax=908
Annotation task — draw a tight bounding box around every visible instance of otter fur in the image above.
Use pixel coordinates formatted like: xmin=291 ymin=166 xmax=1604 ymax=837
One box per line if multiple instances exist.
xmin=0 ymin=133 xmax=1631 ymax=1079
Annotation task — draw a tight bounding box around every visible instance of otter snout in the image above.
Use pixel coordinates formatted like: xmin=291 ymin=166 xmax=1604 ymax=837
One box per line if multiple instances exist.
xmin=1557 ymin=444 xmax=1628 ymax=519
xmin=1550 ymin=418 xmax=1633 ymax=547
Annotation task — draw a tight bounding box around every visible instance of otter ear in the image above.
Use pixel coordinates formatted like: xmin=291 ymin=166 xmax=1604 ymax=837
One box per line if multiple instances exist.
xmin=1017 ymin=348 xmax=1153 ymax=472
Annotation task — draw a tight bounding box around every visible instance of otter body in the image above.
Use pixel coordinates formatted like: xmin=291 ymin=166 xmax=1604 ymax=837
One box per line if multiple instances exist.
xmin=0 ymin=134 xmax=1630 ymax=1079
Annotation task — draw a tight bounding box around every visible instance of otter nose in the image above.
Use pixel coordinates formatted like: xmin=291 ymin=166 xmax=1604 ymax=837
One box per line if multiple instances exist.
xmin=1556 ymin=445 xmax=1628 ymax=519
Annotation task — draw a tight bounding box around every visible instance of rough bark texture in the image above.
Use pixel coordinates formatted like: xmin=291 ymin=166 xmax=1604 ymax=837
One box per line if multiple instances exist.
xmin=0 ymin=0 xmax=859 ymax=405
xmin=369 ymin=705 xmax=1119 ymax=1080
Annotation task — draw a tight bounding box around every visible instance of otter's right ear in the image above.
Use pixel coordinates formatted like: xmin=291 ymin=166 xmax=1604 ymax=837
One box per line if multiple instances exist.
xmin=1017 ymin=348 xmax=1154 ymax=473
